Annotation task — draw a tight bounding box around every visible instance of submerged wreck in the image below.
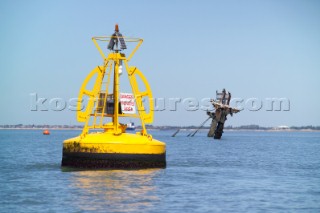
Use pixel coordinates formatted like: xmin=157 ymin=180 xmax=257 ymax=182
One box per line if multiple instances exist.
xmin=207 ymin=89 xmax=240 ymax=139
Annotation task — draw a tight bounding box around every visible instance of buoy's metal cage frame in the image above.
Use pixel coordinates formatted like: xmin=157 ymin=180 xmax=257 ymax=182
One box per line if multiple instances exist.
xmin=77 ymin=36 xmax=154 ymax=138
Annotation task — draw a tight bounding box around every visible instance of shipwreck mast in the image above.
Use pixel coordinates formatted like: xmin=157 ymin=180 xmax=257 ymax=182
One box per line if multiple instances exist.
xmin=207 ymin=89 xmax=240 ymax=139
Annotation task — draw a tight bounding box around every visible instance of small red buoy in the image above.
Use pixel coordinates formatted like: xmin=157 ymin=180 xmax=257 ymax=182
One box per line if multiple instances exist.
xmin=43 ymin=130 xmax=50 ymax=135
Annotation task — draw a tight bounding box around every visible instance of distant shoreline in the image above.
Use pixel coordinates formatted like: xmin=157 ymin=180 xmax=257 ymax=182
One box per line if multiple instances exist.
xmin=0 ymin=128 xmax=319 ymax=132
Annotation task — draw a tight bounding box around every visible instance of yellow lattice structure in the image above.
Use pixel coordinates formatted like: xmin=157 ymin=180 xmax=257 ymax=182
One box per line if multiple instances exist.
xmin=61 ymin=25 xmax=166 ymax=169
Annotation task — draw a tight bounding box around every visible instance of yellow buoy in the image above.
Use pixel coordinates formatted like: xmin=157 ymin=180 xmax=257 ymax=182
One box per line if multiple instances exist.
xmin=61 ymin=25 xmax=166 ymax=169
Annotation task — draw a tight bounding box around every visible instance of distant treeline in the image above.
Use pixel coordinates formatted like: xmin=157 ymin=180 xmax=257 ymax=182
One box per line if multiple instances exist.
xmin=0 ymin=124 xmax=83 ymax=129
xmin=0 ymin=124 xmax=320 ymax=130
xmin=145 ymin=124 xmax=320 ymax=130
xmin=224 ymin=125 xmax=320 ymax=130
xmin=289 ymin=126 xmax=320 ymax=130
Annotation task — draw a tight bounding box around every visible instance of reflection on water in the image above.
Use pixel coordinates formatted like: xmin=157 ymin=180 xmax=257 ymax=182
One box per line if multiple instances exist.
xmin=68 ymin=169 xmax=163 ymax=212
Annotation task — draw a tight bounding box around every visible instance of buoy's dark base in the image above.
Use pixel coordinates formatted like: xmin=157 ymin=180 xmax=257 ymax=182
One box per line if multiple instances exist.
xmin=61 ymin=152 xmax=166 ymax=169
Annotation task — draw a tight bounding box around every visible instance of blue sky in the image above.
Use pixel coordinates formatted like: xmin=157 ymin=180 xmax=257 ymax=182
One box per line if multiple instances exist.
xmin=0 ymin=0 xmax=319 ymax=127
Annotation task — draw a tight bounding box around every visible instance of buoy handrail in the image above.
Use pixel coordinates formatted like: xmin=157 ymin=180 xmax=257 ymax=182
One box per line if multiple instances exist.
xmin=92 ymin=36 xmax=143 ymax=62
xmin=92 ymin=36 xmax=143 ymax=42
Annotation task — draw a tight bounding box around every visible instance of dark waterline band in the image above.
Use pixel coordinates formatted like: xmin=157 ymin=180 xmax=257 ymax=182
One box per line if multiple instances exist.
xmin=61 ymin=152 xmax=166 ymax=169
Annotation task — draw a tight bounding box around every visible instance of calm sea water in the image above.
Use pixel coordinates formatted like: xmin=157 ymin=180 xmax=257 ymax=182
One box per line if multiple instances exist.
xmin=0 ymin=129 xmax=319 ymax=212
